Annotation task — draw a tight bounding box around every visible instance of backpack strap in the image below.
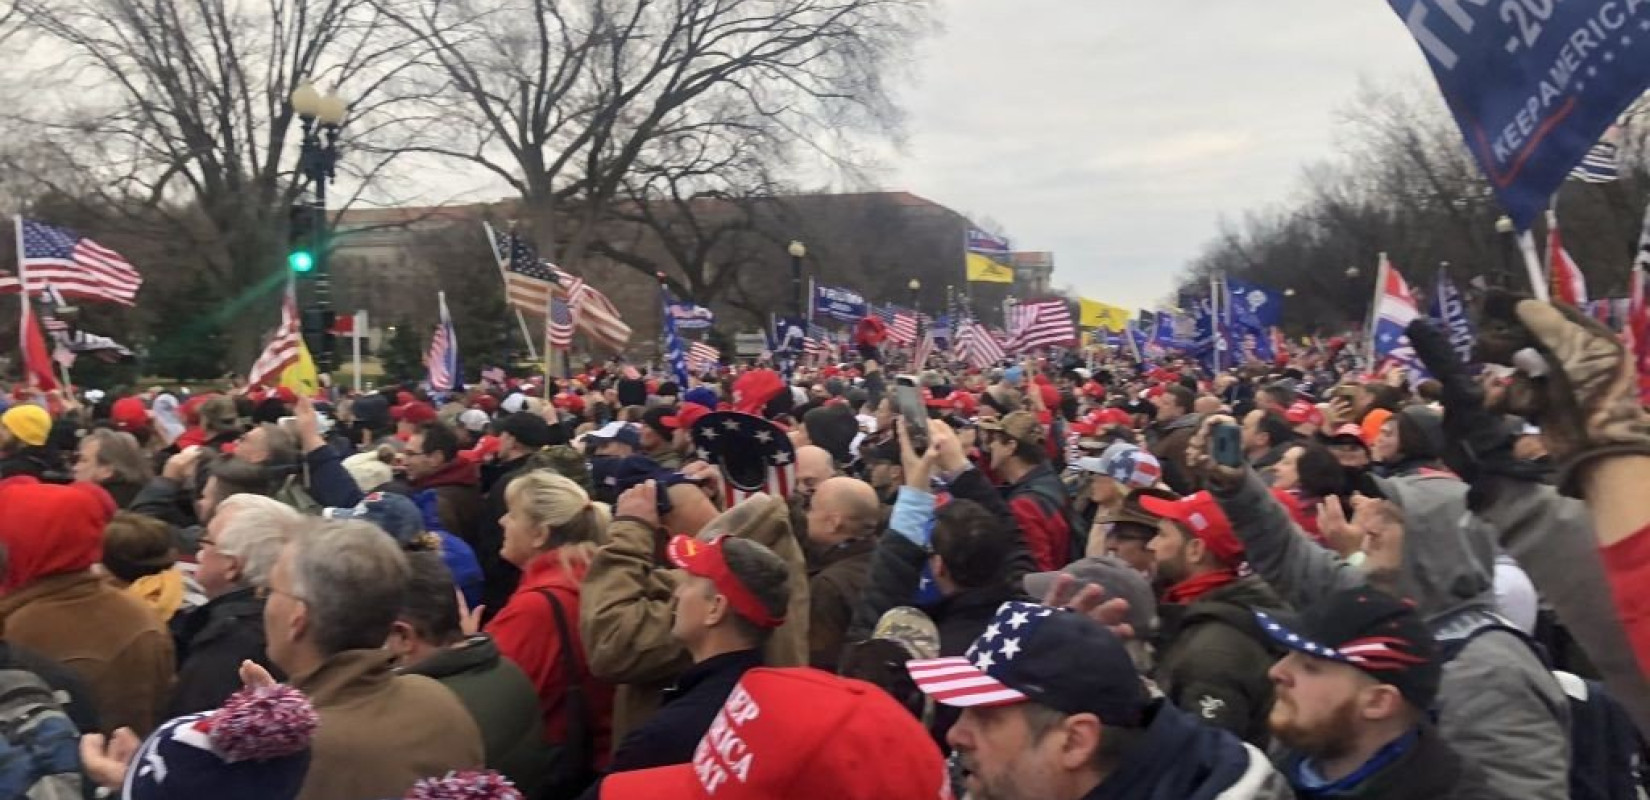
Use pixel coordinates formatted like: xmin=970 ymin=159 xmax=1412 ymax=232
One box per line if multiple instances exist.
xmin=535 ymin=589 xmax=594 ymax=784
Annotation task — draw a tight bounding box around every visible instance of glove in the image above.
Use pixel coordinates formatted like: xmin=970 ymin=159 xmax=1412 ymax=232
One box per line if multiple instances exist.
xmin=1474 ymin=290 xmax=1650 ymax=495
xmin=1406 ymin=318 xmax=1545 ymax=496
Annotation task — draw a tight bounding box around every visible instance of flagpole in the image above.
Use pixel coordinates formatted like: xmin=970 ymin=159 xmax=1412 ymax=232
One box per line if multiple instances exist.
xmin=1209 ymin=272 xmax=1222 ymax=373
xmin=352 ymin=310 xmax=365 ymax=394
xmin=1366 ymin=255 xmax=1387 ymax=368
xmin=15 ymin=216 xmax=27 ymax=362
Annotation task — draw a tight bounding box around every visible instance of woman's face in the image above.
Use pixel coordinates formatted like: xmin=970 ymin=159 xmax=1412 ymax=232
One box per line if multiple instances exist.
xmin=1373 ymin=419 xmax=1400 ymax=464
xmin=500 ymin=494 xmax=548 ymax=568
xmin=1273 ymin=446 xmax=1304 ymax=491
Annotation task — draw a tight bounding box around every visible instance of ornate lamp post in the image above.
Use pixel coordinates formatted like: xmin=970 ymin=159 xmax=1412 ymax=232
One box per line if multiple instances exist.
xmin=787 ymin=240 xmax=807 ymax=319
xmin=290 ymin=81 xmax=349 ymax=372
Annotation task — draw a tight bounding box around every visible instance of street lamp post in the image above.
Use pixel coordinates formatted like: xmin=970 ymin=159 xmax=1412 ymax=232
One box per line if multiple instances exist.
xmin=907 ymin=278 xmax=922 ymax=315
xmin=787 ymin=241 xmax=807 ymax=319
xmin=290 ymin=82 xmax=349 ymax=373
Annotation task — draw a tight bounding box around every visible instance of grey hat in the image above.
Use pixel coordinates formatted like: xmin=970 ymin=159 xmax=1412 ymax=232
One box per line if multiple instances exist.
xmin=1023 ymin=556 xmax=1156 ymax=636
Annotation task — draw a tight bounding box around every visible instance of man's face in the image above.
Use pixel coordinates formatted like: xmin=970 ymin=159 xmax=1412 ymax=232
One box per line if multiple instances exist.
xmin=1268 ymin=652 xmax=1372 ymax=761
xmin=795 ymin=460 xmax=833 ymax=502
xmin=237 ymin=427 xmax=270 ymax=464
xmin=866 ymin=461 xmax=901 ymax=493
xmin=670 ymin=574 xmax=719 ymax=646
xmin=809 ymin=385 xmax=829 ymax=401
xmin=1147 ymin=520 xmax=1192 ymax=586
xmin=73 ymin=439 xmax=111 ymax=483
xmin=403 ymin=433 xmax=442 ymax=481
xmin=640 ymin=427 xmax=667 ymax=451
xmin=1106 ymin=529 xmax=1155 ymax=577
xmin=261 ymin=544 xmax=308 ymax=675
xmin=1372 ymin=419 xmax=1400 ymax=464
xmin=1153 ymin=394 xmax=1181 ymax=423
xmin=1329 ymin=442 xmax=1370 ymax=469
xmin=1240 ymin=410 xmax=1267 ymax=454
xmin=946 ymin=704 xmax=1065 ymax=800
xmin=985 ymin=433 xmax=1015 ymax=471
xmin=196 ymin=509 xmax=239 ymax=599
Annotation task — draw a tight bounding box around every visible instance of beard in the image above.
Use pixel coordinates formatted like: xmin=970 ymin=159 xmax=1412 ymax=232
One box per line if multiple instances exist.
xmin=1270 ymin=692 xmax=1362 ymax=761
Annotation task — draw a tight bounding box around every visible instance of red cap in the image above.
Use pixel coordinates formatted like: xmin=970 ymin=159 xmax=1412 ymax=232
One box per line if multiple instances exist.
xmin=667 ymin=535 xmax=784 ymax=628
xmin=1285 ymin=400 xmax=1324 ymax=428
xmin=474 ymin=395 xmax=499 ymax=414
xmin=1329 ymin=423 xmax=1365 ymax=441
xmin=732 ymin=370 xmax=785 ymax=416
xmin=1070 ymin=407 xmax=1130 ymax=436
xmin=949 ymin=391 xmax=978 ymax=416
xmin=1137 ymin=491 xmax=1244 ymax=565
xmin=274 ymin=387 xmax=298 ymax=405
xmin=662 ymin=402 xmax=712 ymax=431
xmin=110 ymin=397 xmax=149 ymax=432
xmin=1083 ymin=380 xmax=1107 ymax=399
xmin=394 ymin=402 xmax=438 ymax=426
xmin=599 ymin=668 xmax=952 ymax=800
xmin=553 ymin=392 xmax=586 ymax=415
xmin=180 ymin=394 xmax=212 ymax=425
xmin=396 ymin=391 xmax=416 ymax=406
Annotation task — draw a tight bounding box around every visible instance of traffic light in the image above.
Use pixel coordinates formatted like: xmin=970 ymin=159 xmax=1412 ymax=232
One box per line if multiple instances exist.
xmin=288 ymin=202 xmax=318 ymax=275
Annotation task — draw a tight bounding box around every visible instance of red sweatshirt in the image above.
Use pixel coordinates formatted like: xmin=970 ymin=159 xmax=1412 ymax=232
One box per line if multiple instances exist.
xmin=1602 ymin=525 xmax=1650 ymax=680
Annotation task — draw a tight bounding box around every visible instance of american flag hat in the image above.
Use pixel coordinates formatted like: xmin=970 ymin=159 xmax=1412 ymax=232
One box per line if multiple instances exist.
xmin=690 ymin=411 xmax=796 ymax=506
xmin=905 ymin=601 xmax=1146 ymax=725
xmin=1253 ymin=587 xmax=1441 ymax=708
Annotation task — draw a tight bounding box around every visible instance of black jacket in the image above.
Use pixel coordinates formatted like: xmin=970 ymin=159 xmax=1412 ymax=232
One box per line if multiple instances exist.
xmin=166 ymin=587 xmax=280 ymax=717
xmin=1084 ymin=698 xmax=1289 ymax=800
xmin=0 ymin=447 xmax=55 ymax=481
xmin=606 ymin=649 xmax=764 ymax=774
xmin=476 ymin=455 xmax=530 ymax=614
xmin=1277 ymin=723 xmax=1494 ymax=800
xmin=1154 ymin=576 xmax=1288 ymax=747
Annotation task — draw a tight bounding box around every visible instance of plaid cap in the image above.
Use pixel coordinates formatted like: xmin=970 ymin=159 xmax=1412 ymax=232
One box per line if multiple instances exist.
xmin=1254 ymin=587 xmax=1441 ymax=708
xmin=976 ymin=410 xmax=1045 ymax=446
xmin=907 ymin=601 xmax=1146 ymax=726
xmin=1137 ymin=491 xmax=1244 ymax=566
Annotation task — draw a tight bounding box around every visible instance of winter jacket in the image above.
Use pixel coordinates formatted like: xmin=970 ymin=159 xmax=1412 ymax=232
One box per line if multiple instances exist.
xmin=100 ymin=478 xmax=144 ymax=510
xmin=1155 ymin=575 xmax=1287 ymax=746
xmin=1146 ymin=412 xmax=1204 ymax=495
xmin=401 ymin=634 xmax=553 ymax=799
xmin=1082 ymin=698 xmax=1291 ymax=800
xmin=580 ymin=496 xmax=809 ymax=743
xmin=292 ymin=649 xmax=484 ymax=800
xmin=606 ymin=649 xmax=764 ymax=774
xmin=1276 ymin=723 xmax=1495 ymax=800
xmin=413 ymin=457 xmax=483 ymax=544
xmin=165 ymin=586 xmax=279 ymax=718
xmin=1468 ymin=475 xmax=1650 ymax=733
xmin=128 ymin=476 xmax=200 ymax=533
xmin=0 ymin=447 xmax=54 ymax=481
xmin=854 ymin=315 xmax=888 ymax=348
xmin=1004 ymin=462 xmax=1078 ymax=571
xmin=808 ymin=536 xmax=876 ymax=671
xmin=303 ymin=441 xmax=367 ymax=509
xmin=474 ymin=455 xmax=529 ymax=613
xmin=1210 ymin=469 xmax=1572 ymax=800
xmin=486 ymin=552 xmax=616 ymax=770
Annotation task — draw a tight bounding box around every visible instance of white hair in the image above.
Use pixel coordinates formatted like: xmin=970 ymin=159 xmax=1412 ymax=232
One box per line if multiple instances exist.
xmin=214 ymin=494 xmax=303 ymax=589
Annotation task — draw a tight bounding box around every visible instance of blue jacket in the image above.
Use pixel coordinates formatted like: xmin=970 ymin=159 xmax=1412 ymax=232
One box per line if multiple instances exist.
xmin=605 ymin=649 xmax=764 ymax=774
xmin=411 ymin=491 xmax=485 ymax=610
xmin=1084 ymin=699 xmax=1288 ymax=800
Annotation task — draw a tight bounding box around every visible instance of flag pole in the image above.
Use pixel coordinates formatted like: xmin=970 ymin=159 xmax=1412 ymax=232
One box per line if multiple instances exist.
xmin=352 ymin=309 xmax=364 ymax=394
xmin=1209 ymin=272 xmax=1222 ymax=374
xmin=1366 ymin=255 xmax=1387 ymax=368
xmin=15 ymin=215 xmax=28 ymax=362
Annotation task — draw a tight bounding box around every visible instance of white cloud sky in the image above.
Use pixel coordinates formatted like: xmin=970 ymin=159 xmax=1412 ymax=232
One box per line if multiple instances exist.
xmin=872 ymin=1 xmax=1433 ymax=310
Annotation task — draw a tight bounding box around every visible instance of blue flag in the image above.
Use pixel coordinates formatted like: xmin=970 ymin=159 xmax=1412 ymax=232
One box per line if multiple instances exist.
xmin=1388 ymin=0 xmax=1650 ymax=230
xmin=661 ymin=287 xmax=690 ymax=388
xmin=1430 ymin=271 xmax=1475 ymax=364
xmin=1226 ymin=279 xmax=1283 ymax=362
xmin=811 ymin=283 xmax=867 ymax=323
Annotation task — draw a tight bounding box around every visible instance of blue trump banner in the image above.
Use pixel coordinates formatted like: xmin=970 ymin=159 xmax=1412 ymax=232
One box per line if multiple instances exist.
xmin=811 ymin=283 xmax=867 ymax=323
xmin=1389 ymin=0 xmax=1650 ymax=230
xmin=668 ymin=300 xmax=715 ymax=330
xmin=1430 ymin=271 xmax=1476 ymax=363
xmin=661 ymin=287 xmax=690 ymax=387
xmin=1227 ymin=279 xmax=1283 ymax=363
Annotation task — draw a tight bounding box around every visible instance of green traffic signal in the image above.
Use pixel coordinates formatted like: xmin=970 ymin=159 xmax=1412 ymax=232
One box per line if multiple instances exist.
xmin=289 ymin=250 xmax=315 ymax=273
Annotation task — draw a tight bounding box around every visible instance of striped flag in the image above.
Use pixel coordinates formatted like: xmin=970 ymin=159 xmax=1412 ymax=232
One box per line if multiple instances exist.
xmin=954 ymin=321 xmax=1006 ymax=369
xmin=426 ymin=291 xmax=459 ymax=391
xmin=1 ymin=218 xmax=142 ymax=305
xmin=249 ymin=286 xmax=304 ymax=386
xmin=1008 ymin=299 xmax=1077 ymax=353
xmin=912 ymin=327 xmax=936 ymax=369
xmin=547 ymin=295 xmax=575 ymax=350
xmin=559 ymin=271 xmax=633 ymax=353
xmin=1546 ymin=213 xmax=1589 ymax=306
xmin=804 ymin=323 xmax=836 ymax=362
xmin=889 ymin=311 xmax=919 ymax=346
xmin=1569 ymin=139 xmax=1620 ymax=183
xmin=687 ymin=341 xmax=720 ymax=373
xmin=486 ymin=222 xmax=559 ymax=317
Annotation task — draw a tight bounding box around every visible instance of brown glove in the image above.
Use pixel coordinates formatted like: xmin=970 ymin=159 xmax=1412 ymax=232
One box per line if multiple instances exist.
xmin=1477 ymin=290 xmax=1650 ymax=493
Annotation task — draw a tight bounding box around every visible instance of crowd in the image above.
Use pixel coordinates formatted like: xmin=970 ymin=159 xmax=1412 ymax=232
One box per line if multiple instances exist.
xmin=0 ymin=289 xmax=1647 ymax=799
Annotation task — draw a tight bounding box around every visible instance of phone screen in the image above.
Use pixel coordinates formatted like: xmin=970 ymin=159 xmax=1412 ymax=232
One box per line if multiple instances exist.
xmin=893 ymin=385 xmax=929 ymax=453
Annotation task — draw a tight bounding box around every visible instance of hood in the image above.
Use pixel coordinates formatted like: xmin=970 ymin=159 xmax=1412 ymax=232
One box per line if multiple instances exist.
xmin=0 ymin=480 xmax=115 ymax=590
xmin=1087 ymin=699 xmax=1259 ymax=800
xmin=413 ymin=457 xmax=480 ymax=490
xmin=1372 ymin=473 xmax=1495 ymax=622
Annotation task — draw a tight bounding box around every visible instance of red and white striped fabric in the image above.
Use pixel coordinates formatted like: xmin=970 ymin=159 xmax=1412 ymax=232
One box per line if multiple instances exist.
xmin=906 ymin=657 xmax=1027 ymax=707
xmin=1547 ymin=217 xmax=1589 ymax=306
xmin=249 ymin=287 xmax=302 ymax=386
xmin=687 ymin=341 xmax=720 ymax=373
xmin=559 ymin=271 xmax=633 ymax=353
xmin=1009 ymin=299 xmax=1076 ymax=353
xmin=912 ymin=328 xmax=935 ymax=369
xmin=0 ymin=219 xmax=142 ymax=306
xmin=888 ymin=312 xmax=919 ymax=346
xmin=954 ymin=321 xmax=1006 ymax=369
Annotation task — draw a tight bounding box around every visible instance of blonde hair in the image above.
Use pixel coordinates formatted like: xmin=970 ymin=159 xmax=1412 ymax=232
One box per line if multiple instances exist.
xmin=506 ymin=470 xmax=610 ymax=570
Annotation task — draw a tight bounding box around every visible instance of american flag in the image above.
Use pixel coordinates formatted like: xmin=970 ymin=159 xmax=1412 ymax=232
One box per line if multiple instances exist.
xmin=955 ymin=321 xmax=1007 ymax=369
xmin=1008 ymin=299 xmax=1077 ymax=353
xmin=426 ymin=291 xmax=458 ymax=391
xmin=1569 ymin=132 xmax=1620 ymax=183
xmin=889 ymin=311 xmax=919 ymax=346
xmin=967 ymin=228 xmax=1012 ymax=255
xmin=249 ymin=286 xmax=303 ymax=386
xmin=486 ymin=222 xmax=558 ymax=316
xmin=0 ymin=219 xmax=142 ymax=305
xmin=560 ymin=272 xmax=633 ymax=353
xmin=804 ymin=323 xmax=836 ymax=362
xmin=912 ymin=328 xmax=936 ymax=369
xmin=547 ymin=295 xmax=575 ymax=350
xmin=688 ymin=341 xmax=720 ymax=373
xmin=691 ymin=412 xmax=796 ymax=506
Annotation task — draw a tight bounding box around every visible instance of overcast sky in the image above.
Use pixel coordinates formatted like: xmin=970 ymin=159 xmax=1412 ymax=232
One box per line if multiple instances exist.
xmin=876 ymin=1 xmax=1431 ymax=310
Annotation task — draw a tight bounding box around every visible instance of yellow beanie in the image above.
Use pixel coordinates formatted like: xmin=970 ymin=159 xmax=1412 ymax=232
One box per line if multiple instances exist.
xmin=1 ymin=405 xmax=50 ymax=447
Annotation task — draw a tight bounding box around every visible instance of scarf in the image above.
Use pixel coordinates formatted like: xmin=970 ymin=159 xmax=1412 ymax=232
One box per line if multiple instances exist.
xmin=1162 ymin=569 xmax=1238 ymax=606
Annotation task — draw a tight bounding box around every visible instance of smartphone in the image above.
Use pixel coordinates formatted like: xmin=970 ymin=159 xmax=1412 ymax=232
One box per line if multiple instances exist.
xmin=1211 ymin=423 xmax=1244 ymax=468
xmin=893 ymin=385 xmax=929 ymax=453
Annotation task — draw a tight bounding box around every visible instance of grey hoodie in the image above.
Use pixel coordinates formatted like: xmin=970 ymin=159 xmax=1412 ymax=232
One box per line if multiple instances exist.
xmin=1212 ymin=469 xmax=1570 ymax=800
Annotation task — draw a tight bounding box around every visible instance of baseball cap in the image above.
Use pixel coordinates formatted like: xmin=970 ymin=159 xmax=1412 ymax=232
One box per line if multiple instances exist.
xmin=907 ymin=601 xmax=1146 ymax=726
xmin=662 ymin=401 xmax=712 ymax=432
xmin=1324 ymin=423 xmax=1368 ymax=447
xmin=1070 ymin=407 xmax=1131 ymax=436
xmin=392 ymin=402 xmax=437 ymax=426
xmin=731 ymin=369 xmax=785 ymax=416
xmin=0 ymin=405 xmax=50 ymax=447
xmin=111 ymin=396 xmax=150 ymax=433
xmin=496 ymin=412 xmax=561 ymax=449
xmin=1254 ymin=587 xmax=1442 ymax=708
xmin=1022 ymin=557 xmax=1156 ymax=636
xmin=1136 ymin=491 xmax=1244 ymax=566
xmin=976 ymin=410 xmax=1044 ymax=447
xmin=667 ymin=535 xmax=784 ymax=628
xmin=599 ymin=668 xmax=951 ymax=800
xmin=587 ymin=421 xmax=640 ymax=448
xmin=323 ymin=492 xmax=430 ymax=550
xmin=682 ymin=386 xmax=720 ymax=408
xmin=871 ymin=606 xmax=941 ymax=660
xmin=641 ymin=406 xmax=677 ymax=439
xmin=1285 ymin=399 xmax=1324 ymax=428
xmin=457 ymin=409 xmax=490 ymax=433
xmin=1073 ymin=443 xmax=1160 ymax=489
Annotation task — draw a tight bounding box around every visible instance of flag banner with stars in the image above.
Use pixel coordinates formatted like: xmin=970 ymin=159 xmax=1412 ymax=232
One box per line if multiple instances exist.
xmin=484 ymin=222 xmax=557 ymax=316
xmin=1254 ymin=610 xmax=1430 ymax=672
xmin=689 ymin=411 xmax=796 ymax=507
xmin=1387 ymin=0 xmax=1650 ymax=229
xmin=1 ymin=218 xmax=142 ymax=305
xmin=906 ymin=601 xmax=1057 ymax=707
xmin=1370 ymin=255 xmax=1428 ymax=380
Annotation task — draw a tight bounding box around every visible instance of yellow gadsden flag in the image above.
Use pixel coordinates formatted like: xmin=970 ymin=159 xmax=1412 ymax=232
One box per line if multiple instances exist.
xmin=966 ymin=252 xmax=1015 ymax=284
xmin=280 ymin=338 xmax=320 ymax=397
xmin=1079 ymin=299 xmax=1131 ymax=333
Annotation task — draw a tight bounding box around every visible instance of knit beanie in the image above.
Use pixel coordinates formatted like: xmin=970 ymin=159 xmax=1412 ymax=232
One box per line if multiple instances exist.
xmin=404 ymin=771 xmax=524 ymax=799
xmin=123 ymin=685 xmax=318 ymax=800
